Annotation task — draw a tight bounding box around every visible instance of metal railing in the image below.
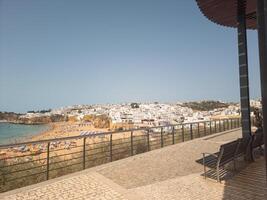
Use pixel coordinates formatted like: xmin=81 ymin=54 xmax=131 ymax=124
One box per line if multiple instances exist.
xmin=0 ymin=117 xmax=241 ymax=192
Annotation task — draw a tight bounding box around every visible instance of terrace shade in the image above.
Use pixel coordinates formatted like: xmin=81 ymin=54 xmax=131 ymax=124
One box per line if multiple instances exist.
xmin=197 ymin=0 xmax=254 ymax=140
xmin=196 ymin=0 xmax=257 ymax=29
xmin=195 ymin=0 xmax=267 ymax=180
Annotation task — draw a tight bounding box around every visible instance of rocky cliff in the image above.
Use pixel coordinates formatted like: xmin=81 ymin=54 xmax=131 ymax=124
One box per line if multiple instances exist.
xmin=0 ymin=112 xmax=66 ymax=124
xmin=0 ymin=112 xmax=22 ymax=122
xmin=83 ymin=114 xmax=110 ymax=128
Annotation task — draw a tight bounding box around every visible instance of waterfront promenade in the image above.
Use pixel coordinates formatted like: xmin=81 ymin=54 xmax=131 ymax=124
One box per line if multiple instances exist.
xmin=0 ymin=128 xmax=266 ymax=200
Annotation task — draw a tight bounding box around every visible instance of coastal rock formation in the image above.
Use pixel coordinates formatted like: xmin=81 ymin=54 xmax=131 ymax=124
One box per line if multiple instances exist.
xmin=0 ymin=112 xmax=22 ymax=122
xmin=83 ymin=115 xmax=111 ymax=128
xmin=18 ymin=114 xmax=67 ymax=124
xmin=0 ymin=112 xmax=67 ymax=124
xmin=18 ymin=116 xmax=52 ymax=124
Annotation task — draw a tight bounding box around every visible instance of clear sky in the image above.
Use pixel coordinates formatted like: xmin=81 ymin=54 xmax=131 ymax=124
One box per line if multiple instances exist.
xmin=0 ymin=0 xmax=261 ymax=113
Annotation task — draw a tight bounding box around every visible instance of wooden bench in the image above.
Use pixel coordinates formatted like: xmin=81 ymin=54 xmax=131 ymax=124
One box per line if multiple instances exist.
xmin=202 ymin=137 xmax=251 ymax=182
xmin=252 ymin=130 xmax=264 ymax=157
xmin=235 ymin=136 xmax=251 ymax=158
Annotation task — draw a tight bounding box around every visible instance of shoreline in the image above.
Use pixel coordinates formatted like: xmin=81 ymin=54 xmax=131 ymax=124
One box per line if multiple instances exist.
xmin=0 ymin=122 xmax=109 ymax=145
xmin=0 ymin=120 xmax=50 ymax=125
xmin=29 ymin=122 xmax=109 ymax=142
xmin=0 ymin=123 xmax=53 ymax=145
xmin=31 ymin=123 xmax=54 ymax=137
xmin=30 ymin=122 xmax=57 ymax=141
xmin=10 ymin=121 xmax=50 ymax=125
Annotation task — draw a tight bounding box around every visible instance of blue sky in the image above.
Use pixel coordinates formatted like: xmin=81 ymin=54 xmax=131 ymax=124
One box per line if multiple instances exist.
xmin=0 ymin=0 xmax=261 ymax=113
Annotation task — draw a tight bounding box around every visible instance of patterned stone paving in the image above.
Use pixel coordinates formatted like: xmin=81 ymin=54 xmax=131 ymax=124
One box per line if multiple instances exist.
xmin=129 ymin=158 xmax=267 ymax=200
xmin=0 ymin=172 xmax=132 ymax=200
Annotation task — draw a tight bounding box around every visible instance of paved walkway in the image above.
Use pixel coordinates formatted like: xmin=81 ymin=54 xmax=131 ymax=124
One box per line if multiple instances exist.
xmin=130 ymin=158 xmax=267 ymax=200
xmin=96 ymin=128 xmax=242 ymax=188
xmin=1 ymin=128 xmax=266 ymax=200
xmin=0 ymin=172 xmax=139 ymax=200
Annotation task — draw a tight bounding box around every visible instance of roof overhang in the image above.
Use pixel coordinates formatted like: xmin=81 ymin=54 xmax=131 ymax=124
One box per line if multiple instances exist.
xmin=196 ymin=0 xmax=257 ymax=29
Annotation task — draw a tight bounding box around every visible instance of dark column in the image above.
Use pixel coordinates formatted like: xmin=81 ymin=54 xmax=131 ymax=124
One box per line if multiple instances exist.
xmin=237 ymin=0 xmax=252 ymax=138
xmin=257 ymin=0 xmax=267 ymax=179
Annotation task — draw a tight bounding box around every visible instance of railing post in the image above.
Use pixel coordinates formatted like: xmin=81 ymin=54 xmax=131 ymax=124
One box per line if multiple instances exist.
xmin=182 ymin=125 xmax=185 ymax=142
xmin=209 ymin=121 xmax=212 ymax=134
xmin=204 ymin=122 xmax=206 ymax=136
xmin=110 ymin=134 xmax=113 ymax=162
xmin=232 ymin=119 xmax=235 ymax=129
xmin=197 ymin=123 xmax=200 ymax=137
xmin=230 ymin=119 xmax=233 ymax=129
xmin=46 ymin=142 xmax=50 ymax=180
xmin=234 ymin=119 xmax=236 ymax=128
xmin=147 ymin=129 xmax=150 ymax=151
xmin=160 ymin=127 xmax=163 ymax=148
xmin=83 ymin=137 xmax=86 ymax=170
xmin=172 ymin=126 xmax=175 ymax=144
xmin=190 ymin=124 xmax=193 ymax=140
xmin=223 ymin=120 xmax=225 ymax=131
xmin=131 ymin=131 xmax=133 ymax=156
xmin=1 ymin=159 xmax=6 ymax=186
xmin=215 ymin=120 xmax=217 ymax=133
xmin=219 ymin=120 xmax=221 ymax=132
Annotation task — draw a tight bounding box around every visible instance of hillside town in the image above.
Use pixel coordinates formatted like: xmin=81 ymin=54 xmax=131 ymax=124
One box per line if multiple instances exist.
xmin=3 ymin=99 xmax=259 ymax=130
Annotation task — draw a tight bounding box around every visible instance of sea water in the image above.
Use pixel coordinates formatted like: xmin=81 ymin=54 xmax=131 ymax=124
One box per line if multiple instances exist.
xmin=0 ymin=122 xmax=50 ymax=144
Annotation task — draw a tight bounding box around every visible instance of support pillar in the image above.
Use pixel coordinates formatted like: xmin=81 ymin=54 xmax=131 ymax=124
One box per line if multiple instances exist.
xmin=237 ymin=0 xmax=252 ymax=138
xmin=257 ymin=0 xmax=267 ymax=179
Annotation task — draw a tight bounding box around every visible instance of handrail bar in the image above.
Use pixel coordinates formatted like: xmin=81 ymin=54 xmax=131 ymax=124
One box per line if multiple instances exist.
xmin=0 ymin=118 xmax=240 ymax=149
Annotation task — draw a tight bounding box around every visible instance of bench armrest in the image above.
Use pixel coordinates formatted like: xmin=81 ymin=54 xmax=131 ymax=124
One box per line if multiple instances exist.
xmin=202 ymin=152 xmax=218 ymax=157
xmin=202 ymin=152 xmax=219 ymax=166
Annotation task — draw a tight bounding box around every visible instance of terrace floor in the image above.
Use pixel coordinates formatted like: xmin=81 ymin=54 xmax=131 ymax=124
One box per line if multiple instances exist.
xmin=0 ymin=128 xmax=266 ymax=200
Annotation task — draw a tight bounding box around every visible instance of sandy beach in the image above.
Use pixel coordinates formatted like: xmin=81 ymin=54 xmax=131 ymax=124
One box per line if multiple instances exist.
xmin=0 ymin=122 xmax=111 ymax=162
xmin=31 ymin=122 xmax=109 ymax=141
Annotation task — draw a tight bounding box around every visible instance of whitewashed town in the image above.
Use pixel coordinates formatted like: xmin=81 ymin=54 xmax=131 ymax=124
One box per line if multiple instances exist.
xmin=20 ymin=99 xmax=261 ymax=129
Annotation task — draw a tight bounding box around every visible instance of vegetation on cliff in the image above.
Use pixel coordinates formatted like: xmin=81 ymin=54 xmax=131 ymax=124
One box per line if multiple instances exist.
xmin=183 ymin=101 xmax=229 ymax=111
xmin=27 ymin=109 xmax=52 ymax=114
xmin=0 ymin=112 xmax=67 ymax=124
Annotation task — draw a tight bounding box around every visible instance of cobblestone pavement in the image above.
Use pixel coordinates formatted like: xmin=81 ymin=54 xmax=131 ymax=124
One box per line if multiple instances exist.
xmin=2 ymin=129 xmax=261 ymax=200
xmin=129 ymin=173 xmax=225 ymax=200
xmin=130 ymin=157 xmax=267 ymax=200
xmin=0 ymin=172 xmax=138 ymax=200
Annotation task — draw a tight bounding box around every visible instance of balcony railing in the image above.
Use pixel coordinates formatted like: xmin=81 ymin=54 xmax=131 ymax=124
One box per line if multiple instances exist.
xmin=0 ymin=118 xmax=241 ymax=192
